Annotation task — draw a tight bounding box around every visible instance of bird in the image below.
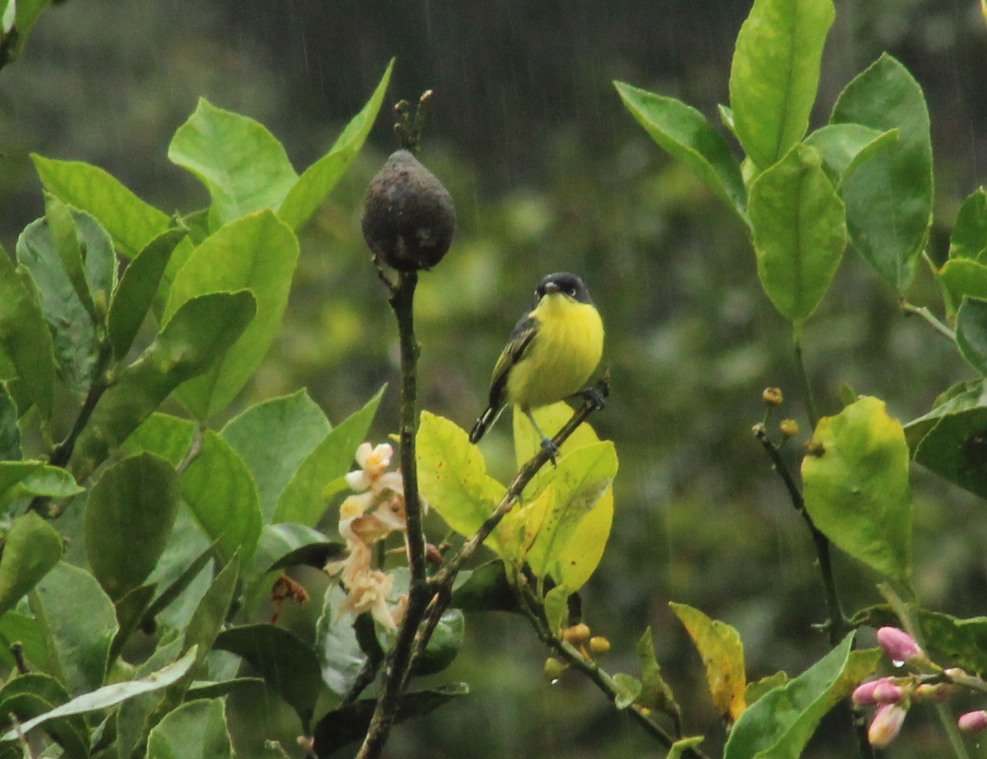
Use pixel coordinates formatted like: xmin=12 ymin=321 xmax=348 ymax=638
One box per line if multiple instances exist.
xmin=469 ymin=272 xmax=604 ymax=461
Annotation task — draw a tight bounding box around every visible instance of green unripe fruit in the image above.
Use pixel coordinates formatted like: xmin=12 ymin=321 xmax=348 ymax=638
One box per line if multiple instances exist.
xmin=361 ymin=149 xmax=456 ymax=271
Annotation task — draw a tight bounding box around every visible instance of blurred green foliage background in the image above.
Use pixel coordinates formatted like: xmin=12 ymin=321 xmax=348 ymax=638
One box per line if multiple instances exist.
xmin=2 ymin=1 xmax=987 ymax=757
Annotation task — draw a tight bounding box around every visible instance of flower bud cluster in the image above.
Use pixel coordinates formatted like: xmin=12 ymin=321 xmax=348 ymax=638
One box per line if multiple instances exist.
xmin=853 ymin=627 xmax=987 ymax=747
xmin=561 ymin=622 xmax=611 ymax=663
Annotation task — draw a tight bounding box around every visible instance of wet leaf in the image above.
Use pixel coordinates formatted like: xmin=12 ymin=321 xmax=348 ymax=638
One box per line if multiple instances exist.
xmin=32 ymin=155 xmax=171 ymax=259
xmin=671 ymin=603 xmax=747 ymax=726
xmin=275 ymin=386 xmax=385 ymax=526
xmin=729 ymin=0 xmax=835 ymax=172
xmin=85 ymin=452 xmax=180 ymax=600
xmin=801 ymin=396 xmax=912 ymax=581
xmin=749 ymin=143 xmax=846 ymax=324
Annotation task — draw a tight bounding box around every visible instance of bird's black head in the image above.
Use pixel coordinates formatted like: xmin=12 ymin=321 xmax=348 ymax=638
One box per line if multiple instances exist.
xmin=535 ymin=272 xmax=593 ymax=305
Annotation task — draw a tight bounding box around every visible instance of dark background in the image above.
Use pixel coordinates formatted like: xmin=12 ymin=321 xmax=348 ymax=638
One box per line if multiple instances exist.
xmin=2 ymin=1 xmax=987 ymax=757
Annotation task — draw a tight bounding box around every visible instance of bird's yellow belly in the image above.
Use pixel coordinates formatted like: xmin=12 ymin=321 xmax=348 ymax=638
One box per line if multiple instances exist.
xmin=506 ymin=302 xmax=603 ymax=410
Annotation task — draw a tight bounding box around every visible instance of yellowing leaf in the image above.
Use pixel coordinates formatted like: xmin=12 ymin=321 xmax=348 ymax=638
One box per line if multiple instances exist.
xmin=801 ymin=396 xmax=912 ymax=581
xmin=671 ymin=602 xmax=747 ymax=726
xmin=417 ymin=412 xmax=509 ymax=554
xmin=554 ymin=486 xmax=614 ymax=591
xmin=513 ymin=402 xmax=602 ymax=499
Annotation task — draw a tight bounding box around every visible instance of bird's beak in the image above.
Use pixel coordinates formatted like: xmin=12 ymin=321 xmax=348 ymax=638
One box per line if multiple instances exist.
xmin=544 ymin=282 xmax=560 ymax=295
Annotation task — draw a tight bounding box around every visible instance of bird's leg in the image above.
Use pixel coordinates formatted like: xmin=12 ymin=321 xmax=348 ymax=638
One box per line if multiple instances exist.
xmin=574 ymin=385 xmax=607 ymax=410
xmin=525 ymin=409 xmax=559 ymax=465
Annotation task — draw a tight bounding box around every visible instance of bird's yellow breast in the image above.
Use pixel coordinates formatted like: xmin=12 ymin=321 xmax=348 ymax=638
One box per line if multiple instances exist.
xmin=506 ymin=294 xmax=604 ymax=410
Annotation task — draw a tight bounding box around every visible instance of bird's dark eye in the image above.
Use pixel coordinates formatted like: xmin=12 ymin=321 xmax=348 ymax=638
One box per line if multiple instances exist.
xmin=565 ymin=285 xmax=576 ymax=296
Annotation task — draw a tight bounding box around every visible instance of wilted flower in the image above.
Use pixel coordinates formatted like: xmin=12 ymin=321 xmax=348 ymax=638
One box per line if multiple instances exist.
xmin=868 ymin=703 xmax=908 ymax=748
xmin=958 ymin=710 xmax=987 ymax=733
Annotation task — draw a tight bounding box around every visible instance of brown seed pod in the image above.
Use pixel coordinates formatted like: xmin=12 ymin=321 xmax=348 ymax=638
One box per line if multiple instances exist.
xmin=361 ymin=149 xmax=456 ymax=271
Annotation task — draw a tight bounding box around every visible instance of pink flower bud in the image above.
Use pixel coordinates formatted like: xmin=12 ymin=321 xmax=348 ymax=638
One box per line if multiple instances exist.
xmin=868 ymin=703 xmax=907 ymax=748
xmin=876 ymin=627 xmax=923 ymax=664
xmin=872 ymin=680 xmax=904 ymax=704
xmin=852 ymin=679 xmax=881 ymax=706
xmin=958 ymin=710 xmax=987 ymax=733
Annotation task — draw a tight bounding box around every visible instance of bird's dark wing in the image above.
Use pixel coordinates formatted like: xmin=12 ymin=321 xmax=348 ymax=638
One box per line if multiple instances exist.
xmin=487 ymin=313 xmax=538 ymax=407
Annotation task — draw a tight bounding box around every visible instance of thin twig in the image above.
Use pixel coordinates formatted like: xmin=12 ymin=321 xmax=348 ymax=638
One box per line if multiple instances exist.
xmin=901 ymin=301 xmax=956 ymax=342
xmin=754 ymin=425 xmax=847 ymax=644
xmin=793 ymin=327 xmax=819 ymax=431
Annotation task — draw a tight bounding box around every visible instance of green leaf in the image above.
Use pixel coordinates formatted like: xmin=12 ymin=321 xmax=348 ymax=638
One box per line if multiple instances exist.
xmin=222 ymin=390 xmax=331 ymax=522
xmin=449 ymin=560 xmax=521 ymax=614
xmin=31 ymin=155 xmax=171 ymax=258
xmin=274 ymin=386 xmax=385 ymax=526
xmin=411 ymin=609 xmax=464 ymax=676
xmin=911 ymin=609 xmax=987 ymax=679
xmin=938 ymin=258 xmax=987 ymax=317
xmin=278 ymin=59 xmax=395 ymax=231
xmin=0 ymin=249 xmax=55 ymax=419
xmin=803 ymin=124 xmax=899 ymax=186
xmin=543 ymin=585 xmax=569 ymax=637
xmin=0 ymin=512 xmax=62 ymax=618
xmin=749 ymin=143 xmax=847 ymax=323
xmin=745 ymin=672 xmax=789 ymax=705
xmin=162 ymin=210 xmax=299 ymax=420
xmin=614 ymin=81 xmax=749 ymax=229
xmin=169 ymin=99 xmax=298 ymax=230
xmin=670 ymin=603 xmax=747 ymax=726
xmin=0 ymin=383 xmax=20 ymax=461
xmin=636 ymin=627 xmax=680 ymax=717
xmin=214 ymin=624 xmax=322 ymax=730
xmin=724 ymin=633 xmax=880 ymax=759
xmin=0 ymin=648 xmax=195 ymax=743
xmin=831 ymin=54 xmax=933 ymax=294
xmin=108 ymin=584 xmax=157 ymax=666
xmin=415 ymin=410 xmax=508 ymax=553
xmin=315 ymin=586 xmax=370 ymax=696
xmin=146 ymin=698 xmax=233 ymax=759
xmin=16 ymin=213 xmax=110 ymax=394
xmin=728 ymin=0 xmax=835 ymax=172
xmin=0 ymin=613 xmax=46 ymax=674
xmin=0 ymin=673 xmax=87 ymax=759
xmin=182 ymin=429 xmax=263 ymax=564
xmin=85 ymin=452 xmax=180 ymax=600
xmin=503 ymin=442 xmax=617 ymax=587
xmin=311 ymin=683 xmax=468 ymax=757
xmin=34 ymin=562 xmax=118 ymax=694
xmin=107 ymin=230 xmax=187 ymax=359
xmin=950 ymin=188 xmax=987 ymax=261
xmin=613 ymin=674 xmax=643 ymax=710
xmin=905 ymin=378 xmax=987 ymax=500
xmin=957 ymin=297 xmax=987 ymax=374
xmin=70 ymin=290 xmax=256 ymax=482
xmin=801 ymin=396 xmax=912 ymax=581
xmin=123 ymin=411 xmax=195 ymax=467
xmin=0 ymin=461 xmax=82 ymax=507
xmin=0 ymin=0 xmax=53 ymax=64
xmin=43 ymin=193 xmax=101 ymax=326
xmin=182 ymin=555 xmax=240 ymax=667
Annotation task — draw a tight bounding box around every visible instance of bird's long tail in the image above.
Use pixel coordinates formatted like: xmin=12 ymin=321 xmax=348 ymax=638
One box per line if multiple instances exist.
xmin=469 ymin=403 xmax=505 ymax=444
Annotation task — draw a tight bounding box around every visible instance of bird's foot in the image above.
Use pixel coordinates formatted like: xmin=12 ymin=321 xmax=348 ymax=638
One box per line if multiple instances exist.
xmin=540 ymin=436 xmax=559 ymax=466
xmin=577 ymin=385 xmax=607 ymax=410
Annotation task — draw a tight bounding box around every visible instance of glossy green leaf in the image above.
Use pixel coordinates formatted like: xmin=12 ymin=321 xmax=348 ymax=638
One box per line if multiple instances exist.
xmin=949 ymin=187 xmax=987 ymax=261
xmin=169 ymin=99 xmax=298 ymax=230
xmin=801 ymin=396 xmax=912 ymax=581
xmin=214 ymin=624 xmax=322 ymax=729
xmin=70 ymin=290 xmax=256 ymax=482
xmin=278 ymin=59 xmax=394 ymax=231
xmin=957 ymin=297 xmax=987 ymax=374
xmin=274 ymin=386 xmax=385 ymax=526
xmin=34 ymin=562 xmax=118 ymax=694
xmin=123 ymin=411 xmax=195 ymax=466
xmin=831 ymin=54 xmax=933 ymax=294
xmin=0 ymin=648 xmax=195 ymax=744
xmin=0 ymin=511 xmax=62 ymax=617
xmin=0 ymin=674 xmax=87 ymax=759
xmin=311 ymin=683 xmax=468 ymax=757
xmin=43 ymin=193 xmax=101 ymax=326
xmin=162 ymin=210 xmax=298 ymax=420
xmin=728 ymin=0 xmax=835 ymax=172
xmin=108 ymin=584 xmax=157 ymax=665
xmin=182 ymin=429 xmax=262 ymax=563
xmin=85 ymin=452 xmax=180 ymax=600
xmin=803 ymin=124 xmax=899 ymax=186
xmin=16 ymin=213 xmax=106 ymax=393
xmin=615 ymin=81 xmax=749 ymax=229
xmin=32 ymin=155 xmax=171 ymax=258
xmin=745 ymin=672 xmax=789 ymax=705
xmin=905 ymin=378 xmax=987 ymax=500
xmin=107 ymin=229 xmax=187 ymax=358
xmin=724 ymin=633 xmax=880 ymax=759
xmin=0 ymin=249 xmax=55 ymax=419
xmin=143 ymin=535 xmax=214 ymax=632
xmin=182 ymin=555 xmax=239 ymax=666
xmin=222 ymin=390 xmax=331 ymax=522
xmin=147 ymin=698 xmax=232 ymax=759
xmin=671 ymin=603 xmax=747 ymax=725
xmin=749 ymin=143 xmax=847 ymax=323
xmin=416 ymin=410 xmax=508 ymax=553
